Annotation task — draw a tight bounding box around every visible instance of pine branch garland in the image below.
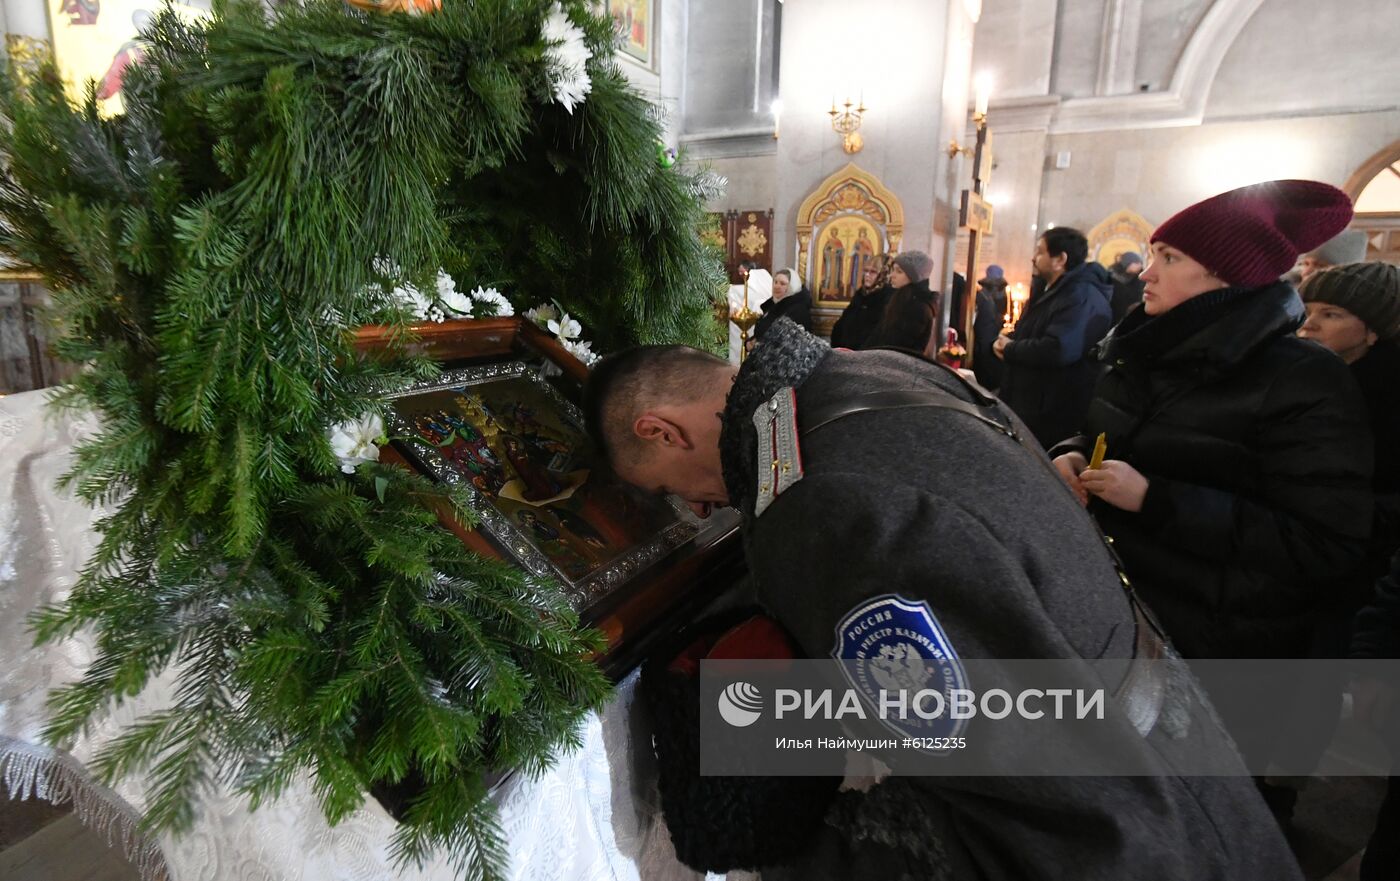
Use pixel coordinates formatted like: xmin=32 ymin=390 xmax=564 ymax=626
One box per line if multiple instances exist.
xmin=0 ymin=0 xmax=718 ymax=876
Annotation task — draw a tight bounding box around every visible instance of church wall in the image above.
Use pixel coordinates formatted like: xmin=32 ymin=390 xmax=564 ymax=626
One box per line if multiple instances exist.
xmin=1204 ymin=0 xmax=1400 ymax=120
xmin=969 ymin=0 xmax=1056 ymax=99
xmin=692 ymin=154 xmax=777 ymax=215
xmin=615 ymin=0 xmax=689 ymax=147
xmin=1048 ymin=0 xmax=1105 ymax=98
xmin=975 ymin=0 xmax=1400 ymax=285
xmin=1038 ymin=108 xmax=1400 ymax=237
xmin=769 ymin=0 xmax=977 ymax=300
xmin=1132 ymin=0 xmax=1212 ymax=93
xmin=680 ymin=0 xmax=778 ymax=136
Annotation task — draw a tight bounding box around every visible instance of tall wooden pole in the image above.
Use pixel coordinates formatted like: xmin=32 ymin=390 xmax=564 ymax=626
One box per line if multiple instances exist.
xmin=960 ymin=117 xmax=989 ymax=367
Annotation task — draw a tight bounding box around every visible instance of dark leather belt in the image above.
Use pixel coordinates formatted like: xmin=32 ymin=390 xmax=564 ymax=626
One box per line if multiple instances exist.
xmin=802 ymin=374 xmax=1170 ymax=739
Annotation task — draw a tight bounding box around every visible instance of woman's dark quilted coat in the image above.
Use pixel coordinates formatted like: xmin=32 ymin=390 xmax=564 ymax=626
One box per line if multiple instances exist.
xmin=1052 ymin=282 xmax=1373 ymax=660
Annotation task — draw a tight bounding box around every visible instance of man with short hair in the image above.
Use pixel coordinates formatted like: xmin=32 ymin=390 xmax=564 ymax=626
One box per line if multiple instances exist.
xmin=584 ymin=320 xmax=1301 ymax=880
xmin=993 ymin=227 xmax=1112 ymax=447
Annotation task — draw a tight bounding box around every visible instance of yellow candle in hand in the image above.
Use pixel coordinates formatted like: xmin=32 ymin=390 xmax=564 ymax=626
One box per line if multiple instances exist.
xmin=1088 ymin=432 xmax=1107 ymax=470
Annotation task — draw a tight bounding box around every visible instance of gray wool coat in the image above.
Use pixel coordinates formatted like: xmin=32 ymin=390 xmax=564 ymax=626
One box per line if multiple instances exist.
xmin=720 ymin=319 xmax=1300 ymax=881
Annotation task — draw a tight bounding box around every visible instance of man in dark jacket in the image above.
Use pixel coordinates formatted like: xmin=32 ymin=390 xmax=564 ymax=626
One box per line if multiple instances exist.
xmin=584 ymin=319 xmax=1301 ymax=880
xmin=1108 ymin=250 xmax=1145 ymax=322
xmin=993 ymin=227 xmax=1112 ymax=447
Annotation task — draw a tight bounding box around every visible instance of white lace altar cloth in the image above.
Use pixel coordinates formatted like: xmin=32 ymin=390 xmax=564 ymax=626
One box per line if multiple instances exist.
xmin=0 ymin=389 xmax=727 ymax=881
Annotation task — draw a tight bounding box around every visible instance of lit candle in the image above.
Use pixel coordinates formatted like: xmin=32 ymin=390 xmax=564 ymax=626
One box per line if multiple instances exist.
xmin=743 ymin=274 xmax=749 ymax=312
xmin=974 ymin=73 xmax=991 ymax=118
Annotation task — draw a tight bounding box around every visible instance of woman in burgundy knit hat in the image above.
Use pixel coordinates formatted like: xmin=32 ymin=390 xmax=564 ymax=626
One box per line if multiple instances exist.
xmin=1047 ymin=180 xmax=1374 ymax=780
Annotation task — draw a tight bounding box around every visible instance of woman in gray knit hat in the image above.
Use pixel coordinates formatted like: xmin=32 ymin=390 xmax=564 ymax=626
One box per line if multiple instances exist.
xmin=1299 ymin=261 xmax=1400 ymax=551
xmin=865 ymin=250 xmax=939 ymax=356
xmin=1301 ymin=261 xmax=1400 ymax=881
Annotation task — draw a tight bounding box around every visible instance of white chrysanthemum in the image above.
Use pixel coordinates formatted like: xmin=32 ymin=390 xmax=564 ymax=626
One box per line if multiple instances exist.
xmin=371 ymin=255 xmax=401 ymax=278
xmin=548 ymin=313 xmax=582 ymax=340
xmin=328 ymin=412 xmax=385 ymax=474
xmin=542 ymin=2 xmax=592 ymax=113
xmin=435 ymin=269 xmax=458 ymax=300
xmin=562 ymin=338 xmax=598 ymax=365
xmin=470 ymin=286 xmax=514 ymax=317
xmin=526 ymin=303 xmax=559 ymax=326
xmin=395 ymin=283 xmax=445 ymax=323
xmin=438 ymin=271 xmax=474 ymax=316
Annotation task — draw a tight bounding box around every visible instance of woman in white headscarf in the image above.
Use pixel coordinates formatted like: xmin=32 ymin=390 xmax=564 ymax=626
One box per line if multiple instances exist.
xmin=750 ymin=268 xmax=814 ymax=349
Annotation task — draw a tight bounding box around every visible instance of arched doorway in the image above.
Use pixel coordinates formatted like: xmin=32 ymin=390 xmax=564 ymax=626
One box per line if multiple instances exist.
xmin=1343 ymin=141 xmax=1400 ymax=264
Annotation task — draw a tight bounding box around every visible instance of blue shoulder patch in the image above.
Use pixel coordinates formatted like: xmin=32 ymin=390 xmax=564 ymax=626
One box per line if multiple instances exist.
xmin=833 ymin=594 xmax=969 ymax=743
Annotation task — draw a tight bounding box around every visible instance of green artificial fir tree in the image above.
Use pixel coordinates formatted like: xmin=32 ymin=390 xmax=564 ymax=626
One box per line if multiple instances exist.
xmin=0 ymin=1 xmax=725 ymax=877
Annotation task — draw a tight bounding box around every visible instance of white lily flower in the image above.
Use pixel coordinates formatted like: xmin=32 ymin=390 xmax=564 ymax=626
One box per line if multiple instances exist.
xmin=328 ymin=412 xmax=385 ymax=474
xmin=548 ymin=313 xmax=582 ymax=340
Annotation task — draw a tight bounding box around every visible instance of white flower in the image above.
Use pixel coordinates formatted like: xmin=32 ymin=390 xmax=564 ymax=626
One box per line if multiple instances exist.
xmin=439 ymin=288 xmax=474 ymax=316
xmin=562 ymin=338 xmax=598 ymax=365
xmin=470 ymin=286 xmax=514 ymax=317
xmin=542 ymin=2 xmax=592 ymax=113
xmin=371 ymin=255 xmax=401 ymax=278
xmin=438 ymin=273 xmax=474 ymax=317
xmin=547 ymin=313 xmax=582 ymax=340
xmin=435 ymin=269 xmax=458 ymax=300
xmin=393 ymin=283 xmax=427 ymax=318
xmin=393 ymin=283 xmax=446 ymax=322
xmin=526 ymin=303 xmax=559 ymax=326
xmin=328 ymin=412 xmax=385 ymax=474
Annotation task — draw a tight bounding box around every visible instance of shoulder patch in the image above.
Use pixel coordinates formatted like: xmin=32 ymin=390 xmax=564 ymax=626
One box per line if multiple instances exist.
xmin=833 ymin=594 xmax=969 ymax=743
xmin=751 ymin=387 xmax=804 ymax=517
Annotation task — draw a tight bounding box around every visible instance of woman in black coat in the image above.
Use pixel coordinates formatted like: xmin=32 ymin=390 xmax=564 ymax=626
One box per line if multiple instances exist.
xmin=866 ymin=250 xmax=939 ymax=357
xmin=752 ymin=268 xmax=813 ymax=343
xmin=829 ymin=254 xmax=891 ymax=349
xmin=1048 ymin=182 xmax=1373 ymax=768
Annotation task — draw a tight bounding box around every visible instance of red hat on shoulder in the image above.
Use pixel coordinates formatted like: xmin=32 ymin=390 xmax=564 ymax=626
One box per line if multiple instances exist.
xmin=1150 ymin=180 xmax=1354 ymax=288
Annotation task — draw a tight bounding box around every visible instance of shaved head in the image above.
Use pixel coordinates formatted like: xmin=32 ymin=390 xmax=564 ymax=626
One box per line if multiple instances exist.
xmin=583 ymin=345 xmax=733 ymax=470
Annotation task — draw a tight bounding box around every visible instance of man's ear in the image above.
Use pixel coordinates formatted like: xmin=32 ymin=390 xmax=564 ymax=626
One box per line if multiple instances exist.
xmin=633 ymin=413 xmax=693 ymax=449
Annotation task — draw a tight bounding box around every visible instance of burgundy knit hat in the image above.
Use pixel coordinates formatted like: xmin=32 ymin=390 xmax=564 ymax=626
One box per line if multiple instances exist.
xmin=1150 ymin=180 xmax=1354 ymax=288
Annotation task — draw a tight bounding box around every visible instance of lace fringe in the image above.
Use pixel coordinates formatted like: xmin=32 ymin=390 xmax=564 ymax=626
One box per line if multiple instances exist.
xmin=0 ymin=735 xmax=171 ymax=881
